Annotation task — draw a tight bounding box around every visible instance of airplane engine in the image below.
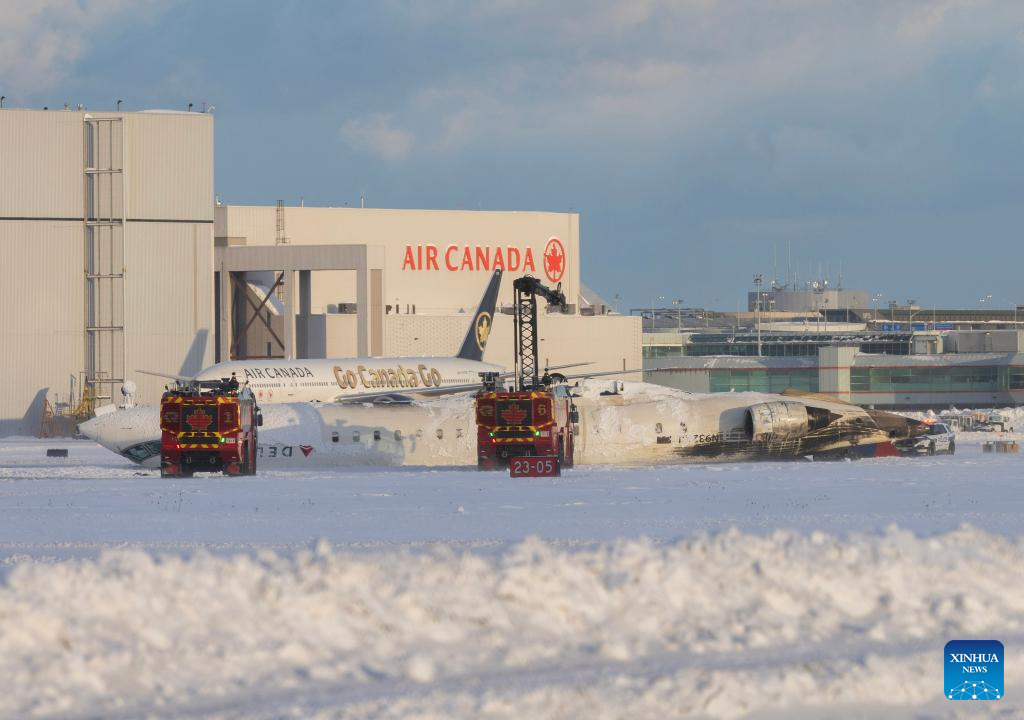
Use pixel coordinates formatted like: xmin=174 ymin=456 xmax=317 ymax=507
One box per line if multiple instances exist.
xmin=744 ymin=401 xmax=812 ymax=441
xmin=745 ymin=401 xmax=840 ymax=442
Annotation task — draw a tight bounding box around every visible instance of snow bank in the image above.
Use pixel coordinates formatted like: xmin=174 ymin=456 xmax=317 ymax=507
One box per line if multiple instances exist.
xmin=2 ymin=526 xmax=1022 ymax=718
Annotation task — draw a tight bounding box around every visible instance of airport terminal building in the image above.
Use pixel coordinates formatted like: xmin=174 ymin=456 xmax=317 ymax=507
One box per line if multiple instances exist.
xmin=645 ymin=329 xmax=1024 ymax=410
xmin=0 ymin=108 xmax=639 ymax=435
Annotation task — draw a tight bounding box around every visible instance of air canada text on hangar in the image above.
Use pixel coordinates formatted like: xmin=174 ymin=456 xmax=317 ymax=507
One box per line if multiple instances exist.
xmin=401 ymin=244 xmax=540 ymax=272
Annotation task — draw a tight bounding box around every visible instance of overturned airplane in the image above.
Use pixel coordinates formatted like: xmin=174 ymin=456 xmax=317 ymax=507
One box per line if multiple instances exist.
xmin=79 ymin=381 xmax=925 ymax=469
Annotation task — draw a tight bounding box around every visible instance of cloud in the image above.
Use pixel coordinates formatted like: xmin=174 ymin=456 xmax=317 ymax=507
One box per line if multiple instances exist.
xmin=370 ymin=0 xmax=1024 ymax=159
xmin=339 ymin=114 xmax=415 ymax=160
xmin=0 ymin=0 xmax=167 ymax=98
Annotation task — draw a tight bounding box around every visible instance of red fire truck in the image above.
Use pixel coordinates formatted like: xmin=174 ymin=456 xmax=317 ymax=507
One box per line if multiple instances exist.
xmin=475 ymin=386 xmax=577 ymax=472
xmin=475 ymin=275 xmax=578 ymax=475
xmin=159 ymin=380 xmax=260 ymax=477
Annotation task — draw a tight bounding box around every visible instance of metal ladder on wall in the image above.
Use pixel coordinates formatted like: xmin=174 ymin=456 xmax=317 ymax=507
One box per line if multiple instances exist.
xmin=83 ymin=117 xmax=127 ymax=404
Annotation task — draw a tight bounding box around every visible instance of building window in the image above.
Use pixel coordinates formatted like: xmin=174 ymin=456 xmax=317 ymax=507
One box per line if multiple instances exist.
xmin=1009 ymin=368 xmax=1024 ymax=390
xmin=850 ymin=368 xmax=871 ymax=392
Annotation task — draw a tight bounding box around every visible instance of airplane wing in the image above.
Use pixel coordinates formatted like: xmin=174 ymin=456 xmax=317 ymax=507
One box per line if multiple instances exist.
xmin=137 ymin=369 xmax=194 ymax=382
xmin=557 ymin=368 xmax=640 ymax=381
xmin=545 ymin=362 xmax=592 ymax=372
xmin=779 ymin=388 xmax=927 ymax=437
xmin=780 ymin=388 xmax=858 ymax=406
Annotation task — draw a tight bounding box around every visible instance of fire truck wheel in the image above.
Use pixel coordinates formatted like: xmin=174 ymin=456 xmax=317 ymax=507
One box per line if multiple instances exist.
xmin=247 ymin=441 xmax=257 ymax=474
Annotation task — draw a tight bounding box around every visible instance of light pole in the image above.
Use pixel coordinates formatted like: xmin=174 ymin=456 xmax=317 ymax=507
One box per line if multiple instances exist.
xmin=672 ymin=298 xmax=683 ymax=331
xmin=753 ymin=275 xmax=763 ymax=356
xmin=651 ymin=295 xmax=664 ymax=331
xmin=981 ymin=294 xmax=993 ymax=327
xmin=977 ymin=294 xmax=992 ymax=331
xmin=871 ymin=293 xmax=883 ymax=324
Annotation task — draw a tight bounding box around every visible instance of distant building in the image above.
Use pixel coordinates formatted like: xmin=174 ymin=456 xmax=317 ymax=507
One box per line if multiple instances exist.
xmin=644 ymin=329 xmax=1024 ymax=410
xmin=748 ymin=284 xmax=868 ymax=313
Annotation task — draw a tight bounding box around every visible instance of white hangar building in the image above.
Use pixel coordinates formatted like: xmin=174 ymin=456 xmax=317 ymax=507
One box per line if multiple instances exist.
xmin=0 ymin=109 xmax=639 ymax=435
xmin=0 ymin=108 xmax=215 ymax=435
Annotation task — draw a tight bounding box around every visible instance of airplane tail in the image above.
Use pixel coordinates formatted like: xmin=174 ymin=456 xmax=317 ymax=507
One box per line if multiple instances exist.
xmin=456 ymin=269 xmax=503 ymax=361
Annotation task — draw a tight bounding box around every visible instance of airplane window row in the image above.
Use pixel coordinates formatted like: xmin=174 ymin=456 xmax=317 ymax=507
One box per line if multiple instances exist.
xmin=329 ymin=428 xmax=464 ymax=443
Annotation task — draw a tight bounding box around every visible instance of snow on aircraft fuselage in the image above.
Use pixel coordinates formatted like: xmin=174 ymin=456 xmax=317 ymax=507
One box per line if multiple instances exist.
xmin=80 ymin=381 xmax=926 ymax=469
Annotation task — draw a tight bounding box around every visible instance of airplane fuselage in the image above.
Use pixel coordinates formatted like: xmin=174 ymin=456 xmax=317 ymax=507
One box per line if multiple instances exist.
xmin=196 ymin=357 xmax=504 ymax=404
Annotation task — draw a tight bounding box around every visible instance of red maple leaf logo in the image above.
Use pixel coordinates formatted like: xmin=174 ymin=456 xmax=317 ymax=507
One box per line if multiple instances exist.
xmin=500 ymin=403 xmax=528 ymax=424
xmin=186 ymin=407 xmax=213 ymax=431
xmin=300 ymin=445 xmax=314 ymax=457
xmin=543 ymin=237 xmax=565 ymax=283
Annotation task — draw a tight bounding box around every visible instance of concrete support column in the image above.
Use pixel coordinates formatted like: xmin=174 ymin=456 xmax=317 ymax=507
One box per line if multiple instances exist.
xmin=298 ymin=269 xmax=311 ymax=359
xmin=231 ymin=271 xmax=250 ymax=359
xmin=356 ymin=266 xmax=368 ymax=357
xmin=370 ymin=268 xmax=383 ymax=356
xmin=282 ymin=269 xmax=296 ymax=360
xmin=818 ymin=345 xmax=855 ymax=399
xmin=216 ymin=268 xmax=231 ymax=363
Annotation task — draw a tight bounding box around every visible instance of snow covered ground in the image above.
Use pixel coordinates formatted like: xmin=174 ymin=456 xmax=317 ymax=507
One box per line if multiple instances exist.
xmin=1 ymin=434 xmax=1022 ymax=718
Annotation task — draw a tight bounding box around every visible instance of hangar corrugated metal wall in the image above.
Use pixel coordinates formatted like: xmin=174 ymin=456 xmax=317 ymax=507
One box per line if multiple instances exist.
xmin=0 ymin=109 xmax=215 ymax=435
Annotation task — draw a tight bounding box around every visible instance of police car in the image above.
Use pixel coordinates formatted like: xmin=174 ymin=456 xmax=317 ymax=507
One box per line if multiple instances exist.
xmin=896 ymin=422 xmax=956 ymax=456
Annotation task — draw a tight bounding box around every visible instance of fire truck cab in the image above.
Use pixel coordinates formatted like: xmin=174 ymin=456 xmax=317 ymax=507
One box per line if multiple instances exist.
xmin=159 ymin=379 xmax=260 ymax=478
xmin=475 ymin=384 xmax=578 ymax=471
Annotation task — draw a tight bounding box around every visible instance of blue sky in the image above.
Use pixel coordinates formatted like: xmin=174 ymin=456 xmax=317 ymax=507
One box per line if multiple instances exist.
xmin=5 ymin=0 xmax=1024 ymax=311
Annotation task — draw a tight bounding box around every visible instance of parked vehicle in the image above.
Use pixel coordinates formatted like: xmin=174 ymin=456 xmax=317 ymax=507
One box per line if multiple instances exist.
xmin=896 ymin=422 xmax=955 ymax=456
